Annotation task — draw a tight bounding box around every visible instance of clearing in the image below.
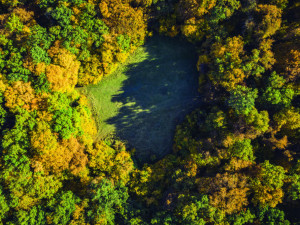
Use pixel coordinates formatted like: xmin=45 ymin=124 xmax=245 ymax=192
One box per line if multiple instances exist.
xmin=82 ymin=36 xmax=200 ymax=161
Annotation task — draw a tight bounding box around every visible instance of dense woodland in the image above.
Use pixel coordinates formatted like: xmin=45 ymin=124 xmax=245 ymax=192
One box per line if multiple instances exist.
xmin=0 ymin=0 xmax=299 ymax=224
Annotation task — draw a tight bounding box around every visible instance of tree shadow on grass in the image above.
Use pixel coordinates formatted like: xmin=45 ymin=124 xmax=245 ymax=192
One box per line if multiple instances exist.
xmin=106 ymin=36 xmax=202 ymax=162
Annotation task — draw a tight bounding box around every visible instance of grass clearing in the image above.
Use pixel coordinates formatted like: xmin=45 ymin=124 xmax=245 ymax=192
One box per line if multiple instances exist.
xmin=81 ymin=36 xmax=200 ymax=161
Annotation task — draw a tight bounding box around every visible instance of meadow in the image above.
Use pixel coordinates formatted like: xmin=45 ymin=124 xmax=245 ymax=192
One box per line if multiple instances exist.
xmin=82 ymin=36 xmax=201 ymax=160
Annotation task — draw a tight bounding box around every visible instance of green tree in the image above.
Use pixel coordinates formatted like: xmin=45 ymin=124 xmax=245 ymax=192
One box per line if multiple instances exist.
xmin=46 ymin=191 xmax=77 ymax=225
xmin=273 ymin=107 xmax=300 ymax=132
xmin=28 ymin=25 xmax=55 ymax=51
xmin=87 ymin=179 xmax=129 ymax=225
xmin=260 ymin=161 xmax=285 ymax=189
xmin=3 ymin=50 xmax=31 ymax=83
xmin=33 ymin=73 xmax=51 ymax=93
xmin=251 ymin=161 xmax=286 ymax=207
xmin=117 ymin=34 xmax=131 ymax=52
xmin=11 ymin=206 xmax=46 ymax=225
xmin=229 ymin=139 xmax=255 ymax=161
xmin=228 ymin=209 xmax=255 ymax=225
xmin=0 ymin=94 xmax=7 ymax=129
xmin=176 ymin=195 xmax=214 ymax=225
xmin=0 ymin=186 xmax=10 ymax=222
xmin=52 ymin=107 xmax=82 ymax=139
xmin=262 ymin=72 xmax=294 ymax=108
xmin=210 ymin=0 xmax=240 ymax=24
xmin=50 ymin=5 xmax=73 ymax=27
xmin=287 ymin=174 xmax=300 ymax=200
xmin=30 ymin=45 xmax=51 ymax=64
xmin=257 ymin=207 xmax=290 ymax=225
xmin=5 ymin=13 xmax=23 ymax=33
xmin=244 ymin=108 xmax=269 ymax=135
xmin=228 ymin=85 xmax=258 ymax=115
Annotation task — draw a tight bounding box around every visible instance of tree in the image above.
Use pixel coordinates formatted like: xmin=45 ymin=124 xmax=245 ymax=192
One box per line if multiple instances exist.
xmin=1 ymin=48 xmax=32 ymax=83
xmin=273 ymin=107 xmax=300 ymax=132
xmin=52 ymin=108 xmax=82 ymax=140
xmin=0 ymin=0 xmax=20 ymax=7
xmin=46 ymin=191 xmax=78 ymax=225
xmin=251 ymin=161 xmax=286 ymax=207
xmin=11 ymin=206 xmax=46 ymax=225
xmin=176 ymin=0 xmax=216 ymax=41
xmin=87 ymin=141 xmax=134 ymax=184
xmin=87 ymin=179 xmax=129 ymax=225
xmin=151 ymin=211 xmax=175 ymax=225
xmin=228 ymin=85 xmax=258 ymax=115
xmin=177 ymin=0 xmax=217 ymax=20
xmin=33 ymin=137 xmax=87 ymax=175
xmin=50 ymin=5 xmax=73 ymax=27
xmin=255 ymin=4 xmax=282 ymax=39
xmin=209 ymin=36 xmax=247 ymax=90
xmin=257 ymin=207 xmax=290 ymax=225
xmin=30 ymin=45 xmax=51 ymax=64
xmin=0 ymin=94 xmax=7 ymax=130
xmin=228 ymin=209 xmax=255 ymax=225
xmin=210 ymin=0 xmax=240 ymax=24
xmin=284 ymin=49 xmax=300 ymax=81
xmin=46 ymin=44 xmax=80 ymax=93
xmin=176 ymin=195 xmax=215 ymax=225
xmin=5 ymin=13 xmax=23 ymax=33
xmin=197 ymin=173 xmax=249 ymax=215
xmin=27 ymin=25 xmax=55 ymax=52
xmin=287 ymin=174 xmax=300 ymax=201
xmin=117 ymin=34 xmax=131 ymax=52
xmin=229 ymin=139 xmax=255 ymax=161
xmin=204 ymin=108 xmax=227 ymax=131
xmin=261 ymin=72 xmax=294 ymax=108
xmin=259 ymin=161 xmax=285 ymax=189
xmin=0 ymin=186 xmax=10 ymax=222
xmin=4 ymin=81 xmax=40 ymax=113
xmin=268 ymin=0 xmax=289 ymax=9
xmin=244 ymin=108 xmax=269 ymax=136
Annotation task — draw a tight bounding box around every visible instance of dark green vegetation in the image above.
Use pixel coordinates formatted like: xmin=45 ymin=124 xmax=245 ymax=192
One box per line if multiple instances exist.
xmin=0 ymin=0 xmax=299 ymax=225
xmin=83 ymin=36 xmax=199 ymax=160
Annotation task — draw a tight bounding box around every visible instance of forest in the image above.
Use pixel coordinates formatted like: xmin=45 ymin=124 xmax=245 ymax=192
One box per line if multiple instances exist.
xmin=0 ymin=0 xmax=299 ymax=224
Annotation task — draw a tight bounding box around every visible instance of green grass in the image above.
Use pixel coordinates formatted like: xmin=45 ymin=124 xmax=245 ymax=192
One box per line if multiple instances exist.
xmin=81 ymin=36 xmax=200 ymax=161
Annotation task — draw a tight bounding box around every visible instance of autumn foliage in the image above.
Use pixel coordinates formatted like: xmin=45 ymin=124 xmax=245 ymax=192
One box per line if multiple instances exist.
xmin=0 ymin=0 xmax=299 ymax=224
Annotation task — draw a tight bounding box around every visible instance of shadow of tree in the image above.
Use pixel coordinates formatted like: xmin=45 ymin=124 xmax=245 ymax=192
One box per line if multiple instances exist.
xmin=106 ymin=36 xmax=201 ymax=161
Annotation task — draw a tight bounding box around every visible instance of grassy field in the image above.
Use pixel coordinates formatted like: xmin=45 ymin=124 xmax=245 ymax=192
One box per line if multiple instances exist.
xmin=81 ymin=36 xmax=200 ymax=161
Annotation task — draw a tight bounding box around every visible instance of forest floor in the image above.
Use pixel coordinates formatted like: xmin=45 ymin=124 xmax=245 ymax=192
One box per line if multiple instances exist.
xmin=81 ymin=35 xmax=201 ymax=161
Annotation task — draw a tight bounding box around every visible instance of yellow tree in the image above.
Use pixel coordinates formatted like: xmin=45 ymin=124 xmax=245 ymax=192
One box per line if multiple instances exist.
xmin=32 ymin=136 xmax=88 ymax=176
xmin=4 ymin=81 xmax=40 ymax=112
xmin=285 ymin=49 xmax=300 ymax=81
xmin=255 ymin=4 xmax=282 ymax=39
xmin=197 ymin=172 xmax=249 ymax=215
xmin=87 ymin=141 xmax=134 ymax=184
xmin=208 ymin=36 xmax=247 ymax=90
xmin=46 ymin=42 xmax=80 ymax=93
xmin=273 ymin=107 xmax=300 ymax=133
